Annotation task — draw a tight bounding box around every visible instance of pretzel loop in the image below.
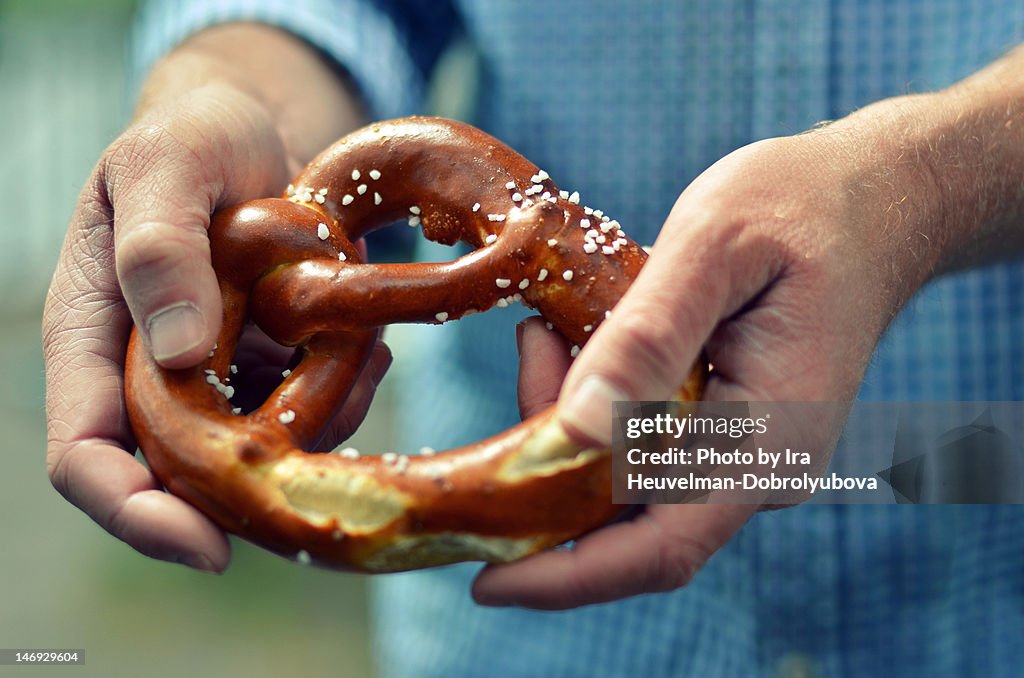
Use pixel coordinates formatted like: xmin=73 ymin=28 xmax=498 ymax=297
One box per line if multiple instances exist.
xmin=125 ymin=117 xmax=705 ymax=572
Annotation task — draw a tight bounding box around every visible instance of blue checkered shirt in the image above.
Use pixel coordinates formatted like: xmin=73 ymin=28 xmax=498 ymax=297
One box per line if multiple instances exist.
xmin=137 ymin=2 xmax=1024 ymax=675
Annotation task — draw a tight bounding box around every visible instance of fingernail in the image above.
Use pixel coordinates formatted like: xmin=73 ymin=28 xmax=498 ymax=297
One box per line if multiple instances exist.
xmin=560 ymin=375 xmax=628 ymax=447
xmin=147 ymin=302 xmax=206 ymax=362
xmin=178 ymin=553 xmax=218 ymax=573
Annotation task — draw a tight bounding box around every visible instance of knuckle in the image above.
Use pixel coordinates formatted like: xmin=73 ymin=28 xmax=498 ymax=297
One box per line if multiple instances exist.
xmin=105 ymin=496 xmax=133 ymax=541
xmin=46 ymin=445 xmax=67 ymax=496
xmin=102 ymin=127 xmax=170 ymax=193
xmin=612 ymin=306 xmax=689 ymax=393
xmin=104 ymin=123 xmax=196 ymax=184
xmin=45 ymin=437 xmax=78 ymax=500
xmin=646 ymin=524 xmax=711 ymax=592
xmin=42 ymin=287 xmax=125 ymax=375
xmin=115 ymin=224 xmax=208 ymax=285
xmin=45 ymin=226 xmax=121 ymax=355
xmin=100 ymin=123 xmax=218 ymax=215
xmin=562 ymin=561 xmax=607 ymax=606
xmin=71 ymin=165 xmax=116 ymax=236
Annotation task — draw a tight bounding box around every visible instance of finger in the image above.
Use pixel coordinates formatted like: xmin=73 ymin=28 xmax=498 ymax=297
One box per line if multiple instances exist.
xmin=472 ymin=503 xmax=754 ymax=610
xmin=44 ymin=159 xmax=233 ymax=572
xmin=316 ymin=340 xmax=393 ymax=451
xmin=516 ymin=317 xmax=571 ymax=420
xmin=44 ymin=282 xmax=230 ymax=571
xmin=109 ymin=87 xmax=288 ymax=368
xmin=557 ymin=204 xmax=782 ymax=446
xmin=48 ymin=438 xmax=231 ymax=572
xmin=354 ymin=237 xmax=369 ymax=262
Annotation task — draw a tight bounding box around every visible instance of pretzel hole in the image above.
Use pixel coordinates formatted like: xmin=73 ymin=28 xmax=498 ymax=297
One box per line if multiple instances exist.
xmin=222 ymin=326 xmax=304 ymax=415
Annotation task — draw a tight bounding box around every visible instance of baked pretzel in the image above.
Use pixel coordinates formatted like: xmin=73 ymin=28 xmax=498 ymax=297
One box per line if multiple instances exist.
xmin=125 ymin=117 xmax=705 ymax=573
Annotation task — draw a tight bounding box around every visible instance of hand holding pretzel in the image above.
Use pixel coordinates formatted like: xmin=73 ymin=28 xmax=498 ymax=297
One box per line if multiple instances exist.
xmin=42 ymin=26 xmax=377 ymax=574
xmin=124 ymin=117 xmax=705 ymax=572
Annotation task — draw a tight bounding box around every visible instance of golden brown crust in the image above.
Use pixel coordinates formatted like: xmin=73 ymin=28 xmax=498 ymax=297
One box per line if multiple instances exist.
xmin=124 ymin=116 xmax=706 ymax=572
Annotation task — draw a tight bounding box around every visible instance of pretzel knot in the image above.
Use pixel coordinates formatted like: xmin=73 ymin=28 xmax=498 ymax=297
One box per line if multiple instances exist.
xmin=125 ymin=117 xmax=705 ymax=572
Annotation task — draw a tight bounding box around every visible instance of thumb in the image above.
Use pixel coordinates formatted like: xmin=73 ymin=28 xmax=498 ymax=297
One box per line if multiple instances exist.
xmin=108 ymin=87 xmax=287 ymax=368
xmin=557 ymin=250 xmax=723 ymax=445
xmin=114 ymin=206 xmax=219 ymax=369
xmin=557 ymin=207 xmax=756 ymax=446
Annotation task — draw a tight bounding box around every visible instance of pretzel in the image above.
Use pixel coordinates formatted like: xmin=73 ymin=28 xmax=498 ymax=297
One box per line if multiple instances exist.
xmin=125 ymin=117 xmax=705 ymax=572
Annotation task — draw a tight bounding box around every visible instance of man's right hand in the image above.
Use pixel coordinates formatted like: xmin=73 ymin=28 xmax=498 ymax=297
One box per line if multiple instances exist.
xmin=42 ymin=24 xmax=373 ymax=573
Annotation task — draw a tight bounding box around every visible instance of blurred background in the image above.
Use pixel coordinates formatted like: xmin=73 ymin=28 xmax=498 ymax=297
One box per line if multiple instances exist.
xmin=0 ymin=1 xmax=408 ymax=675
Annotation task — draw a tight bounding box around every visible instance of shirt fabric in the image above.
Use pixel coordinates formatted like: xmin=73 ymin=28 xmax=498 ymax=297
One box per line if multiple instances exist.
xmin=136 ymin=2 xmax=1024 ymax=676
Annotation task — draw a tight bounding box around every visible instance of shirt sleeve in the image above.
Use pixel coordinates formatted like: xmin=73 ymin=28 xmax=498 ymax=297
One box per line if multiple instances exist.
xmin=131 ymin=0 xmax=461 ymax=120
